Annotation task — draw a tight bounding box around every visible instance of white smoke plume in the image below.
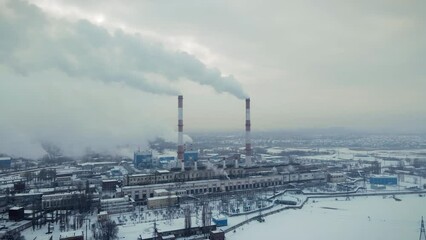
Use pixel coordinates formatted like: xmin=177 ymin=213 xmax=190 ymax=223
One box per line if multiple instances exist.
xmin=0 ymin=0 xmax=247 ymax=99
xmin=0 ymin=0 xmax=247 ymax=158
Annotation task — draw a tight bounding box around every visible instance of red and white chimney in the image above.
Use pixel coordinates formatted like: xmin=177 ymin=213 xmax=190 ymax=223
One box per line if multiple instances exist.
xmin=245 ymin=98 xmax=252 ymax=166
xmin=178 ymin=95 xmax=185 ymax=171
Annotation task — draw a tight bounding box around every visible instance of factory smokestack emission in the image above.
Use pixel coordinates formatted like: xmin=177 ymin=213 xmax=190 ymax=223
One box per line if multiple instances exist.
xmin=178 ymin=95 xmax=185 ymax=171
xmin=245 ymin=98 xmax=252 ymax=166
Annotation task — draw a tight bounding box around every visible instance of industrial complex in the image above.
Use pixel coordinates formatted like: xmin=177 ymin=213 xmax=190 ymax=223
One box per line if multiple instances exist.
xmin=0 ymin=96 xmax=425 ymax=240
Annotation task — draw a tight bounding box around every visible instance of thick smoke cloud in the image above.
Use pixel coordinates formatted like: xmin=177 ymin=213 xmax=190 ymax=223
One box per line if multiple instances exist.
xmin=1 ymin=0 xmax=227 ymax=158
xmin=0 ymin=0 xmax=247 ymax=99
xmin=0 ymin=68 xmax=196 ymax=158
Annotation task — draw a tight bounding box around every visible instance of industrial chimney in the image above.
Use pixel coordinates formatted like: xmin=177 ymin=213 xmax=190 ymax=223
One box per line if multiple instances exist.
xmin=178 ymin=95 xmax=185 ymax=171
xmin=245 ymin=98 xmax=252 ymax=166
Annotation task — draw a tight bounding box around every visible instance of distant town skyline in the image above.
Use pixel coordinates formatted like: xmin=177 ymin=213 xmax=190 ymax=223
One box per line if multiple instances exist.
xmin=1 ymin=0 xmax=425 ymax=158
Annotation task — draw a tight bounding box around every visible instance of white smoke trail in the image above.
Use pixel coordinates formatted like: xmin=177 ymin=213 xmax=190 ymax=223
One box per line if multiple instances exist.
xmin=0 ymin=0 xmax=247 ymax=99
xmin=0 ymin=0 xmax=248 ymax=158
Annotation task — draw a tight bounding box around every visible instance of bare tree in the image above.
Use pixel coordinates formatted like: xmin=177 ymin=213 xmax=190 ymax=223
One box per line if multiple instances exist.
xmin=93 ymin=220 xmax=119 ymax=240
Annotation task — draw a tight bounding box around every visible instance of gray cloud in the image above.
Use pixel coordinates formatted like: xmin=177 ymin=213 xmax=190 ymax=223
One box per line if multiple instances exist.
xmin=0 ymin=0 xmax=247 ymax=98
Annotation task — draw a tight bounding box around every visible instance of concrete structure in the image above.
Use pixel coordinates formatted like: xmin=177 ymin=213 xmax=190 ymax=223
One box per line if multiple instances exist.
xmin=42 ymin=192 xmax=83 ymax=210
xmin=10 ymin=193 xmax=42 ymax=207
xmin=102 ymin=179 xmax=119 ymax=192
xmin=209 ymin=230 xmax=225 ymax=240
xmin=245 ymin=98 xmax=252 ymax=166
xmin=160 ymin=235 xmax=176 ymax=240
xmin=123 ymin=169 xmax=219 ymax=186
xmin=97 ymin=211 xmax=109 ymax=221
xmin=100 ymin=196 xmax=134 ymax=214
xmin=327 ymin=172 xmax=347 ymax=183
xmin=154 ymin=189 xmax=170 ymax=197
xmin=9 ymin=207 xmax=24 ymax=221
xmin=56 ymin=176 xmax=73 ymax=186
xmin=178 ymin=95 xmax=185 ymax=171
xmin=123 ymin=171 xmax=326 ymax=203
xmin=147 ymin=195 xmax=178 ymax=209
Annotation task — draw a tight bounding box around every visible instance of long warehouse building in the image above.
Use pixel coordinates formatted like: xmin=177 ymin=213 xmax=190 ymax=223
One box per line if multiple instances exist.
xmin=123 ymin=171 xmax=325 ymax=202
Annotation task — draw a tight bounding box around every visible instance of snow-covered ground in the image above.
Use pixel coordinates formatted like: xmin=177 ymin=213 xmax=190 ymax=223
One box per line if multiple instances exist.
xmin=227 ymin=194 xmax=426 ymax=240
xmin=297 ymin=147 xmax=426 ymax=162
xmin=21 ymin=191 xmax=426 ymax=240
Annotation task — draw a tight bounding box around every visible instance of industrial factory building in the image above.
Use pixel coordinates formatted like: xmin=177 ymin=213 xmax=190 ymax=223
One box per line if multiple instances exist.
xmin=42 ymin=192 xmax=84 ymax=210
xmin=120 ymin=95 xmax=328 ymax=204
xmin=100 ymin=196 xmax=135 ymax=214
xmin=327 ymin=172 xmax=347 ymax=183
xmin=146 ymin=189 xmax=178 ymax=209
xmin=0 ymin=157 xmax=12 ymax=169
xmin=134 ymin=151 xmax=154 ymax=169
xmin=123 ymin=171 xmax=325 ymax=202
xmin=369 ymin=175 xmax=398 ymax=185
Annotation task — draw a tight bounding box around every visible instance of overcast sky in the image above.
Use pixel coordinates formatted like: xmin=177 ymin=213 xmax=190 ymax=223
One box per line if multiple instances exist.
xmin=1 ymin=0 xmax=425 ymax=158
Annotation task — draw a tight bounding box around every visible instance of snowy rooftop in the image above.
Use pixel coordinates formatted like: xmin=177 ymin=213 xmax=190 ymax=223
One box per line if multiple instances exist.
xmin=148 ymin=195 xmax=178 ymax=201
xmin=59 ymin=231 xmax=84 ymax=238
xmin=154 ymin=189 xmax=169 ymax=194
xmin=10 ymin=206 xmax=23 ymax=210
xmin=79 ymin=161 xmax=116 ymax=166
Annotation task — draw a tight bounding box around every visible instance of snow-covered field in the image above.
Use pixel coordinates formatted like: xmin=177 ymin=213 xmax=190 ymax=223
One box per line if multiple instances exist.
xmin=297 ymin=147 xmax=426 ymax=162
xmin=227 ymin=195 xmax=426 ymax=240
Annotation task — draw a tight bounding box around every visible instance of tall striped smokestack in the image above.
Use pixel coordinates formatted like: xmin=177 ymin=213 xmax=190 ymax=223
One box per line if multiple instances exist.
xmin=245 ymin=98 xmax=252 ymax=166
xmin=178 ymin=95 xmax=185 ymax=171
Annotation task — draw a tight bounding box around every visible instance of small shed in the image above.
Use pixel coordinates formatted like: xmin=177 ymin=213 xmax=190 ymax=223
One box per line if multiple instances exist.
xmin=9 ymin=207 xmax=24 ymax=221
xmin=210 ymin=230 xmax=225 ymax=240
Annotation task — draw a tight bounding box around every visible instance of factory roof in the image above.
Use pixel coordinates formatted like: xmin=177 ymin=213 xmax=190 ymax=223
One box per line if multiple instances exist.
xmin=102 ymin=179 xmax=119 ymax=183
xmin=370 ymin=175 xmax=397 ymax=178
xmin=59 ymin=231 xmax=83 ymax=239
xmin=161 ymin=235 xmax=176 ymax=240
xmin=10 ymin=206 xmax=23 ymax=210
xmin=129 ymin=173 xmax=149 ymax=177
xmin=154 ymin=189 xmax=169 ymax=194
xmin=100 ymin=197 xmax=132 ymax=203
xmin=147 ymin=195 xmax=178 ymax=201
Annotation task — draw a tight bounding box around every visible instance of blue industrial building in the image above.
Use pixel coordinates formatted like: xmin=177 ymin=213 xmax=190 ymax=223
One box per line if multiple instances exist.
xmin=134 ymin=152 xmax=153 ymax=169
xmin=369 ymin=175 xmax=398 ymax=185
xmin=158 ymin=155 xmax=175 ymax=165
xmin=212 ymin=215 xmax=228 ymax=227
xmin=184 ymin=151 xmax=199 ymax=166
xmin=0 ymin=157 xmax=11 ymax=169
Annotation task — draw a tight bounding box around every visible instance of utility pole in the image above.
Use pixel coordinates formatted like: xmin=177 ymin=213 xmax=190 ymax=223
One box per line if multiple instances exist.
xmin=83 ymin=218 xmax=91 ymax=240
xmin=420 ymin=216 xmax=426 ymax=240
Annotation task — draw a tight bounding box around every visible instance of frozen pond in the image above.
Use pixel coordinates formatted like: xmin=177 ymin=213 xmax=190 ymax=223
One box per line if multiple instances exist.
xmin=227 ymin=194 xmax=426 ymax=240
